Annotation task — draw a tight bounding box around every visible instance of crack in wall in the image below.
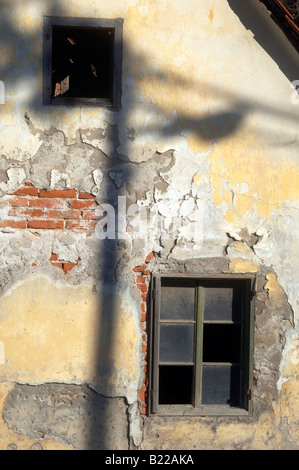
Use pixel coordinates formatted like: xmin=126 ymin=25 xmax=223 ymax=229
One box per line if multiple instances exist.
xmin=3 ymin=382 xmax=130 ymax=450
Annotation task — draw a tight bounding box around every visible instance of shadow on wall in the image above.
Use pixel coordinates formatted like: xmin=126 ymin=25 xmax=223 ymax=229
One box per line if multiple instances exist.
xmin=1 ymin=0 xmax=299 ymax=450
xmin=227 ymin=0 xmax=299 ymax=83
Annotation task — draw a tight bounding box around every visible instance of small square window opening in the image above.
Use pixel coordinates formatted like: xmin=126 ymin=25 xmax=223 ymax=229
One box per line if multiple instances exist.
xmin=43 ymin=17 xmax=123 ymax=107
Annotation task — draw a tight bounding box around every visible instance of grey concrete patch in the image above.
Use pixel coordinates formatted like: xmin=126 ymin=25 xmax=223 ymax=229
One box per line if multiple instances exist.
xmin=3 ymin=383 xmax=129 ymax=450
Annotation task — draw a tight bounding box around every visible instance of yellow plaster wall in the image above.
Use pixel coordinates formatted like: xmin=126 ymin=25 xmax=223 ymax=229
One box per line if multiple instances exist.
xmin=0 ymin=273 xmax=140 ymax=399
xmin=1 ymin=0 xmax=298 ymax=221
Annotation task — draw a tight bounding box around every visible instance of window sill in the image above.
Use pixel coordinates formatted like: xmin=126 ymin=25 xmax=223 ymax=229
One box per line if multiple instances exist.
xmin=150 ymin=404 xmax=250 ymax=417
xmin=48 ymin=96 xmax=119 ymax=108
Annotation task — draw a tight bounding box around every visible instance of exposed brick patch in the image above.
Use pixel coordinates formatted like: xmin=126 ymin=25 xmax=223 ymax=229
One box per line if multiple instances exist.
xmin=39 ymin=189 xmax=77 ymax=199
xmin=8 ymin=207 xmax=44 ymax=218
xmin=82 ymin=209 xmax=102 ymax=220
xmin=49 ymin=252 xmax=81 ymax=274
xmin=1 ymin=183 xmax=103 ymax=232
xmin=0 ymin=220 xmax=27 ymax=229
xmin=133 ymin=252 xmax=159 ymax=415
xmin=132 ymin=264 xmax=146 ymax=273
xmin=8 ymin=197 xmax=28 ymax=207
xmin=64 ymin=220 xmax=98 ymax=230
xmin=47 ymin=209 xmax=81 ymax=220
xmin=78 ymin=191 xmax=95 ymax=199
xmin=28 ymin=220 xmax=64 ymax=230
xmin=29 ymin=198 xmax=65 ymax=209
xmin=14 ymin=186 xmax=38 ymax=197
xmin=70 ymin=200 xmax=97 ymax=209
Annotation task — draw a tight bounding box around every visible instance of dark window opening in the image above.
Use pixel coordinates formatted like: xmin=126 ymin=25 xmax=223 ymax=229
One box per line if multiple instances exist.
xmin=150 ymin=276 xmax=254 ymax=416
xmin=159 ymin=366 xmax=193 ymax=405
xmin=52 ymin=26 xmax=114 ymax=99
xmin=202 ymin=323 xmax=242 ymax=363
xmin=43 ymin=17 xmax=123 ymax=107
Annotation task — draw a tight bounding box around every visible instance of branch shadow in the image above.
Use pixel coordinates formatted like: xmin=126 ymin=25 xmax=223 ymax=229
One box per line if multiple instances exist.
xmin=227 ymin=0 xmax=299 ymax=83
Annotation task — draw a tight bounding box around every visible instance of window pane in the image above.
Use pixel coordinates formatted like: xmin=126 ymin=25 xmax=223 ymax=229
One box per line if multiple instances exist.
xmin=204 ymin=286 xmax=243 ymax=322
xmin=201 ymin=365 xmax=241 ymax=405
xmin=159 ymin=324 xmax=194 ymax=363
xmin=202 ymin=324 xmax=241 ymax=363
xmin=161 ymin=286 xmax=195 ymax=320
xmin=159 ymin=366 xmax=193 ymax=404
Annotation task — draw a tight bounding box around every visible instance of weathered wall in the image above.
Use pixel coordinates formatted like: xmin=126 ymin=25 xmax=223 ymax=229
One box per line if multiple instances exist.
xmin=0 ymin=0 xmax=298 ymax=450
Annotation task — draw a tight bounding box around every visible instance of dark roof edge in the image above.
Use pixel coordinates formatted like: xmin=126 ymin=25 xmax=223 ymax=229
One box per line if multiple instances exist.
xmin=260 ymin=0 xmax=299 ymax=52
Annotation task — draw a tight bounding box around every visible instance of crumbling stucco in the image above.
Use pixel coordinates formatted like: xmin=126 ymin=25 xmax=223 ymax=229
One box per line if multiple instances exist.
xmin=3 ymin=383 xmax=128 ymax=450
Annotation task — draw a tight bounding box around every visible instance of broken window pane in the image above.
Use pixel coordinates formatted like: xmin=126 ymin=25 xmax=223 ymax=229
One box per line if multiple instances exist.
xmin=202 ymin=324 xmax=241 ymax=363
xmin=159 ymin=365 xmax=193 ymax=404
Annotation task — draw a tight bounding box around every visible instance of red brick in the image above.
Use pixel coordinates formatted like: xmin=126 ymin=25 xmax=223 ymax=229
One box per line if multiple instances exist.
xmin=47 ymin=209 xmax=81 ymax=220
xmin=51 ymin=262 xmax=64 ymax=270
xmin=141 ymin=293 xmax=148 ymax=302
xmin=39 ymin=189 xmax=77 ymax=199
xmin=0 ymin=220 xmax=27 ymax=229
xmin=138 ymin=384 xmax=146 ymax=402
xmin=8 ymin=198 xmax=28 ymax=207
xmin=82 ymin=209 xmax=102 ymax=220
xmin=70 ymin=199 xmax=98 ymax=209
xmin=136 ymin=275 xmax=145 ymax=283
xmin=63 ymin=262 xmax=77 ymax=272
xmin=8 ymin=207 xmax=44 ymax=218
xmin=25 ymin=182 xmax=34 ymax=186
xmin=145 ymin=252 xmax=155 ymax=263
xmin=141 ymin=312 xmax=146 ymax=322
xmin=143 ymin=269 xmax=150 ymax=276
xmin=49 ymin=253 xmax=58 ymax=261
xmin=137 ymin=283 xmax=148 ymax=292
xmin=28 ymin=220 xmax=64 ymax=230
xmin=141 ymin=303 xmax=146 ymax=313
xmin=14 ymin=186 xmax=38 ymax=197
xmin=132 ymin=264 xmax=146 ymax=272
xmin=29 ymin=198 xmax=66 ymax=209
xmin=65 ymin=220 xmax=97 ymax=230
xmin=78 ymin=191 xmax=95 ymax=199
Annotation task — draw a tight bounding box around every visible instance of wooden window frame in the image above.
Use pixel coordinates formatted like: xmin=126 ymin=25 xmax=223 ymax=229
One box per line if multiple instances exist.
xmin=149 ymin=274 xmax=255 ymax=417
xmin=43 ymin=16 xmax=123 ymax=108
